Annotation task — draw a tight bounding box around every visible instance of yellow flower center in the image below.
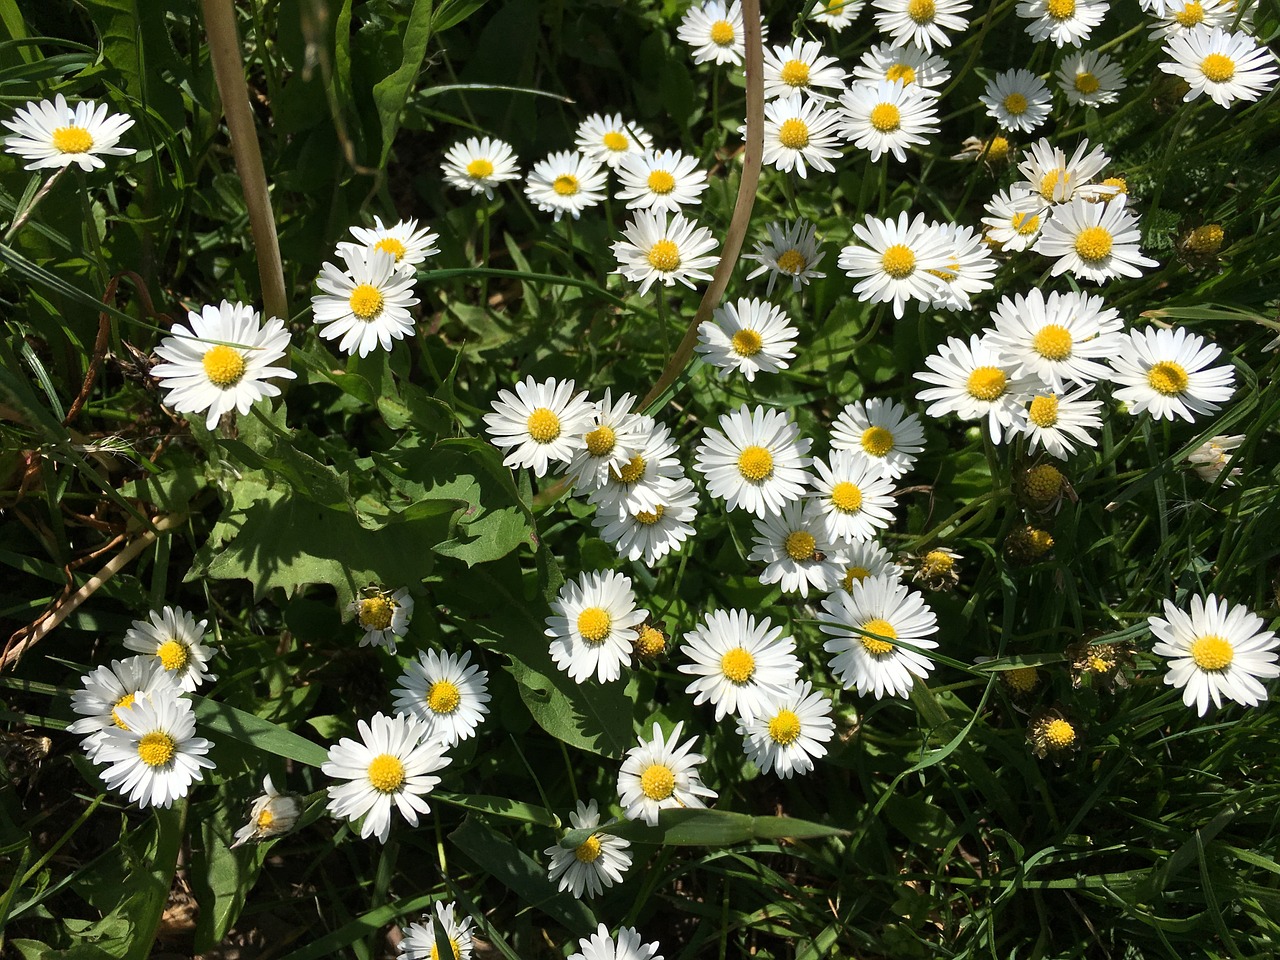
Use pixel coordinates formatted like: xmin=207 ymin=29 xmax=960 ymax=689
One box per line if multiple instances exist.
xmin=201 ymin=345 xmax=247 ymax=389
xmin=1175 ymin=1 xmax=1205 ymax=25
xmin=614 ymin=455 xmax=646 ymax=484
xmin=784 ymin=530 xmax=818 ymax=561
xmin=157 ymin=639 xmax=189 ymax=672
xmin=1044 ymin=718 xmax=1075 ymax=748
xmin=526 ymin=407 xmax=561 ymax=443
xmin=922 ymin=549 xmax=954 ymax=576
xmin=577 ymin=607 xmax=613 ymax=644
xmin=585 ymin=425 xmax=616 ymax=457
xmin=1146 ymin=360 xmax=1189 ymax=396
xmin=348 ymin=283 xmax=384 ymax=321
xmin=602 ymin=131 xmax=629 ymax=152
xmin=634 ymin=624 xmax=667 ymax=657
xmin=1186 ymin=223 xmax=1224 ymax=255
xmin=1003 ymin=93 xmax=1029 ymax=115
xmin=1011 ymin=212 xmax=1041 ymax=235
xmin=256 ymin=807 xmax=276 ymax=831
xmin=830 ymin=481 xmax=863 ymax=514
xmin=640 ymin=763 xmax=676 ymax=800
xmin=427 ymin=680 xmax=462 ymax=715
xmin=841 ymin=566 xmax=871 ymax=591
xmin=777 ymin=118 xmax=810 ymax=150
xmin=860 ymin=426 xmax=895 ymax=458
xmin=430 ymin=940 xmax=461 ymax=960
xmin=1005 ymin=666 xmax=1039 ymax=693
xmin=647 ymin=238 xmax=681 ymax=272
xmin=986 ymin=136 xmax=1010 ymax=161
xmin=1101 ymin=176 xmax=1127 ymax=195
xmin=1200 ymin=53 xmax=1235 ymax=83
xmin=575 ymin=835 xmax=603 ymax=863
xmin=1190 ymin=634 xmax=1233 ymax=671
xmin=869 ymin=103 xmax=902 ymax=132
xmin=635 ymin=505 xmax=666 ymax=525
xmin=826 ymin=0 xmax=847 ymax=10
xmin=860 ymin=618 xmax=897 ymax=656
xmin=886 ymin=63 xmax=916 ymax=85
xmin=966 ymin=366 xmax=1008 ymax=401
xmin=1039 ymin=168 xmax=1068 ymax=201
xmin=1028 ymin=395 xmax=1060 ymax=428
xmin=466 ymin=157 xmax=494 ymax=178
xmin=374 ymin=237 xmax=407 ymax=261
xmin=768 ymin=709 xmax=802 ymax=746
xmin=709 ymin=20 xmax=735 ymax=45
xmin=737 ymin=445 xmax=774 ymax=482
xmin=552 ymin=174 xmax=579 ymax=196
xmin=367 ymin=753 xmax=406 ymax=793
xmin=780 ymin=59 xmax=811 ymax=88
xmin=907 ymin=0 xmax=936 ymax=23
xmin=52 ymin=125 xmax=94 ymax=154
xmin=359 ymin=596 xmax=394 ymax=630
xmin=775 ymin=248 xmax=807 ymax=274
xmin=1046 ymin=0 xmax=1075 ymax=19
xmin=1074 ymin=225 xmax=1113 ymax=263
xmin=731 ymin=329 xmax=764 ymax=357
xmin=1024 ymin=464 xmax=1064 ymax=503
xmin=1032 ymin=324 xmax=1073 ymax=361
xmin=720 ymin=647 xmax=756 ymax=684
xmin=647 ymin=169 xmax=676 ymax=194
xmin=112 ymin=692 xmax=136 ymax=729
xmin=137 ymin=731 xmax=176 ymax=768
xmin=1074 ymin=71 xmax=1100 ymax=94
xmin=881 ymin=244 xmax=916 ymax=278
xmin=1024 ymin=527 xmax=1054 ymax=555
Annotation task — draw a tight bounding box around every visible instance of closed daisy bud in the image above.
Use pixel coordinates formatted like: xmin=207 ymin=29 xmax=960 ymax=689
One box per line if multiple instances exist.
xmin=909 ymin=547 xmax=961 ymax=591
xmin=1001 ymin=664 xmax=1041 ymax=696
xmin=1018 ymin=462 xmax=1071 ymax=511
xmin=633 ymin=622 xmax=669 ymax=660
xmin=1067 ymin=639 xmax=1133 ymax=692
xmin=1182 ymin=223 xmax=1225 ymax=262
xmin=1004 ymin=524 xmax=1055 ymax=563
xmin=1028 ymin=707 xmax=1081 ymax=761
xmin=232 ymin=774 xmax=304 ymax=848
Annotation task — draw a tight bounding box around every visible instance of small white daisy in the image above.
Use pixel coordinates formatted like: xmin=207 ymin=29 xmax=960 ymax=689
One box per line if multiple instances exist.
xmin=617 ymin=720 xmax=717 ymax=826
xmin=1149 ymin=0 xmax=1234 ymax=41
xmin=1014 ymin=137 xmax=1115 ymax=205
xmin=1015 ymin=0 xmax=1108 ymax=47
xmin=747 ymin=501 xmax=846 ymax=597
xmin=678 ymin=608 xmax=802 ymax=721
xmin=926 ymin=222 xmax=998 ymax=312
xmin=546 ymin=570 xmax=649 ymax=684
xmin=738 ymin=681 xmax=836 ymax=778
xmin=545 ymin=799 xmax=633 ymax=898
xmin=1015 ymin=385 xmax=1104 ymax=459
xmin=2 ymin=94 xmax=135 ymax=171
xmin=122 ymin=605 xmax=218 ymax=692
xmin=762 ymin=39 xmax=848 ymax=101
xmin=696 ymin=297 xmax=798 ymax=381
xmin=391 ymin=648 xmax=491 ymax=746
xmin=575 ymin=113 xmax=654 ymax=169
xmin=592 ymin=475 xmax=700 ymax=565
xmin=1159 ymin=26 xmax=1280 ymax=108
xmin=1187 ymin=434 xmax=1245 ymax=485
xmin=851 ymin=43 xmax=952 ymax=96
xmin=231 ymin=774 xmax=304 ymax=848
xmin=615 ymin=149 xmax=710 ymax=212
xmin=914 ymin=334 xmax=1039 ymax=444
xmin=525 ymin=150 xmax=608 ymax=221
xmin=835 ymin=540 xmax=905 ymax=592
xmin=1109 ymin=326 xmax=1236 ymax=422
xmin=838 ymin=79 xmax=940 ymax=163
xmin=400 ymin=901 xmax=475 ymax=960
xmin=814 ymin=0 xmax=866 ymax=31
xmin=586 ymin=417 xmax=685 ymax=518
xmin=311 ymin=247 xmax=420 ymax=357
xmin=742 ymin=219 xmax=827 ymax=295
xmin=873 ymin=0 xmax=972 ymax=52
xmin=837 ymin=211 xmax=952 ymax=320
xmin=678 ymin=0 xmax=749 ymax=65
xmin=483 ymin=376 xmax=595 ymax=478
xmin=96 ymin=695 xmax=215 ymax=808
xmin=1056 ymin=50 xmax=1126 ymax=106
xmin=441 ymin=136 xmax=521 ymax=199
xmin=831 ymin=397 xmax=926 ymax=480
xmin=1033 ymin=195 xmax=1159 ymax=283
xmin=981 ymin=187 xmax=1047 ymax=251
xmin=985 ymin=288 xmax=1126 ymax=390
xmin=569 ymin=924 xmax=662 ymax=960
xmin=981 ymin=69 xmax=1053 ymax=133
xmin=692 ymin=404 xmax=813 ymax=518
xmin=349 ymin=586 xmax=414 ymax=654
xmin=758 ymin=94 xmax=843 ymax=178
xmin=561 ymin=390 xmax=648 ymax=494
xmin=807 ymin=451 xmax=896 ymax=545
xmin=68 ymin=657 xmax=181 ymax=762
xmin=338 ymin=216 xmax=439 ymax=275
xmin=612 ymin=209 xmax=719 ymax=295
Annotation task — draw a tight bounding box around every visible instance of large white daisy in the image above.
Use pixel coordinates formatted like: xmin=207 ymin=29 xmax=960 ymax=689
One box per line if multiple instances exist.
xmin=695 ymin=297 xmax=798 ymax=381
xmin=677 ymin=0 xmax=749 ymax=65
xmin=122 ymin=605 xmax=218 ymax=692
xmin=758 ymin=94 xmax=844 ymax=178
xmin=586 ymin=416 xmax=685 ymax=518
xmin=525 ymin=150 xmax=608 ymax=221
xmin=617 ymin=720 xmax=717 ymax=825
xmin=830 ymin=397 xmax=926 ymax=480
xmin=575 ymin=113 xmax=653 ymax=169
xmin=980 ymin=69 xmax=1053 ymax=133
xmin=692 ymin=404 xmax=812 ymax=518
xmin=984 ymin=288 xmax=1126 ymax=390
xmin=96 ymin=695 xmax=215 ymax=808
xmin=68 ymin=657 xmax=181 ymax=762
xmin=1015 ymin=0 xmax=1109 ymax=47
xmin=838 ymin=79 xmax=940 ymax=163
xmin=2 ymin=94 xmax=135 ymax=171
xmin=561 ymin=389 xmax=648 ymax=494
xmin=1159 ymin=26 xmax=1279 ymax=108
xmin=1015 ymin=385 xmax=1104 ymax=459
xmin=1056 ymin=49 xmax=1127 ymax=106
xmin=872 ymin=0 xmax=972 ymax=52
xmin=483 ymin=376 xmax=595 ymax=478
xmin=441 ymin=136 xmax=521 ymax=199
xmin=737 ymin=681 xmax=836 ymax=778
xmin=1109 ymin=326 xmax=1236 ymax=422
xmin=545 ymin=799 xmax=633 ymax=898
xmin=592 ymin=475 xmax=699 ymax=566
xmin=311 ymin=247 xmax=420 ymax=357
xmin=545 ymin=570 xmax=649 ymax=684
xmin=807 ymin=451 xmax=896 ymax=544
xmin=612 ymin=209 xmax=719 ymax=294
xmin=762 ymin=39 xmax=848 ymax=101
xmin=1033 ymin=195 xmax=1159 ymax=283
xmin=747 ymin=501 xmax=847 ymax=597
xmin=391 ymin=648 xmax=491 ymax=746
xmin=678 ymin=608 xmax=802 ymax=721
xmin=615 ymin=149 xmax=709 ymax=212
xmin=338 ymin=216 xmax=438 ymax=275
xmin=914 ymin=334 xmax=1039 ymax=443
xmin=851 ymin=43 xmax=952 ymax=96
xmin=837 ymin=211 xmax=952 ymax=319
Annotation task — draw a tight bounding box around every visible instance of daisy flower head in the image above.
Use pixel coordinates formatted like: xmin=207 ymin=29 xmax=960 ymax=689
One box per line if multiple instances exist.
xmin=322 ymin=712 xmax=449 ymax=843
xmin=911 ymin=546 xmax=962 ymax=590
xmin=96 ymin=695 xmax=214 ymax=808
xmin=814 ymin=0 xmax=866 ymax=31
xmin=1027 ymin=706 xmax=1082 ymax=760
xmin=3 ymin=94 xmax=135 ymax=171
xmin=151 ymin=300 xmax=296 ymax=431
xmin=311 ymin=246 xmax=419 ymax=357
xmin=763 ymin=39 xmax=848 ymax=101
xmin=838 ymin=79 xmax=940 ymax=163
xmin=851 ymin=43 xmax=952 ymax=96
xmin=348 ymin=586 xmax=413 ymax=654
xmin=926 ymin=222 xmax=998 ymax=312
xmin=747 ymin=501 xmax=847 ymax=597
xmin=696 ymin=297 xmax=799 ymax=381
xmin=339 ymin=216 xmax=438 ymax=275
xmin=807 ymin=450 xmax=897 ymax=544
xmin=576 ymin=113 xmax=653 ymax=169
xmin=546 ymin=570 xmax=649 ymax=684
xmin=1149 ymin=594 xmax=1279 ymax=716
xmin=561 ymin=389 xmax=648 ymax=494
xmin=68 ymin=657 xmax=181 ymax=762
xmin=617 ymin=720 xmax=717 ymax=825
xmin=831 ymin=397 xmax=926 ymax=480
xmin=587 ymin=417 xmax=685 ymax=518
xmin=981 ymin=69 xmax=1053 ymax=133
xmin=1057 ymin=50 xmax=1127 ymax=106
xmin=985 ymin=288 xmax=1126 ymax=390
xmin=742 ymin=219 xmax=827 ymax=295
xmin=1159 ymin=26 xmax=1280 ymax=108
xmin=692 ymin=404 xmax=813 ymax=518
xmin=756 ymin=94 xmax=844 ymax=179
xmin=400 ymin=901 xmax=475 ymax=960
xmin=1033 ymin=195 xmax=1160 ymax=282
xmin=525 ymin=150 xmax=608 ymax=221
xmin=232 ymin=774 xmax=304 ymax=848
xmin=615 ymin=149 xmax=709 ymax=212
xmin=873 ymin=0 xmax=972 ymax=52
xmin=836 ymin=539 xmax=905 ymax=592
xmin=678 ymin=608 xmax=803 ymax=721
xmin=1015 ymin=0 xmax=1109 ymax=47
xmin=1015 ymin=137 xmax=1114 ymax=205
xmin=738 ymin=681 xmax=836 ymax=778
xmin=678 ymin=0 xmax=749 ymax=65
xmin=483 ymin=376 xmax=594 ymax=478
xmin=981 ymin=187 xmax=1047 ymax=251
xmin=612 ymin=209 xmax=719 ymax=295
xmin=1109 ymin=325 xmax=1236 ymax=422
xmin=123 ymin=605 xmax=218 ymax=692
xmin=1015 ymin=385 xmax=1104 ymax=459
xmin=819 ymin=573 xmax=940 ymax=698
xmin=569 ymin=924 xmax=662 ymax=960
xmin=545 ymin=799 xmax=633 ymax=898
xmin=837 ymin=211 xmax=952 ymax=319
xmin=1149 ymin=0 xmax=1235 ymax=42
xmin=914 ymin=334 xmax=1039 ymax=444
xmin=441 ymin=136 xmax=521 ymax=199
xmin=592 ymin=475 xmax=700 ymax=565
xmin=1187 ymin=434 xmax=1244 ymax=485
xmin=391 ymin=648 xmax=490 ymax=746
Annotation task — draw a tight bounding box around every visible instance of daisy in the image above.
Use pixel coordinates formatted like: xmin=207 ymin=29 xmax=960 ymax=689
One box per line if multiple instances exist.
xmin=813 ymin=0 xmax=865 ymax=31
xmin=981 ymin=187 xmax=1047 ymax=251
xmin=576 ymin=113 xmax=653 ymax=169
xmin=1187 ymin=434 xmax=1244 ymax=485
xmin=123 ymin=605 xmax=218 ymax=692
xmin=678 ymin=609 xmax=802 ymax=721
xmin=1027 ymin=707 xmax=1082 ymax=760
xmin=742 ymin=219 xmax=827 ymax=295
xmin=569 ymin=924 xmax=662 ymax=960
xmin=391 ymin=648 xmax=491 ymax=746
xmin=615 ymin=149 xmax=709 ymax=212
xmin=838 ymin=79 xmax=940 ymax=163
xmin=837 ymin=211 xmax=952 ymax=319
xmin=612 ymin=209 xmax=719 ymax=295
xmin=231 ymin=774 xmax=304 ymax=847
xmin=2 ymin=94 xmax=135 ymax=171
xmin=525 ymin=150 xmax=608 ymax=221
xmin=349 ymin=585 xmax=414 ymax=653
xmin=692 ymin=404 xmax=812 ymax=518
xmin=985 ymin=288 xmax=1126 ymax=390
xmin=1149 ymin=594 xmax=1279 ymax=716
xmin=1149 ymin=0 xmax=1235 ymax=42
xmin=545 ymin=799 xmax=633 ymax=898
xmin=1057 ymin=50 xmax=1126 ymax=106
xmin=339 ymin=216 xmax=438 ymax=277
xmin=96 ymin=696 xmax=215 ymax=808
xmin=981 ymin=70 xmax=1053 ymax=133
xmin=1109 ymin=326 xmax=1236 ymax=422
xmin=872 ymin=0 xmax=972 ymax=52
xmin=1014 ymin=137 xmax=1115 ymax=205
xmin=807 ymin=451 xmax=896 ymax=544
xmin=484 ymin=376 xmax=595 ymax=478
xmin=911 ymin=546 xmax=962 ymax=590
xmin=678 ymin=0 xmax=749 ymax=65
xmin=836 ymin=540 xmax=904 ymax=592
xmin=1007 ymin=522 xmax=1058 ymax=562
xmin=758 ymin=94 xmax=843 ymax=178
xmin=696 ymin=297 xmax=798 ymax=381
xmin=926 ymin=222 xmax=998 ymax=312
xmin=914 ymin=334 xmax=1039 ymax=444
xmin=1034 ymin=195 xmax=1160 ymax=282
xmin=738 ymin=681 xmax=835 ymax=778
xmin=748 ymin=501 xmax=847 ymax=596
xmin=762 ymin=39 xmax=848 ymax=101
xmin=151 ymin=300 xmax=296 ymax=431
xmin=587 ymin=417 xmax=685 ymax=518
xmin=1015 ymin=385 xmax=1104 ymax=458
xmin=68 ymin=657 xmax=181 ymax=761
xmin=831 ymin=397 xmax=926 ymax=481
xmin=818 ymin=573 xmax=940 ymax=698
xmin=617 ymin=720 xmax=717 ymax=825
xmin=851 ymin=43 xmax=952 ymax=96
xmin=311 ymin=247 xmax=419 ymax=357
xmin=592 ymin=475 xmax=700 ymax=565
xmin=400 ymin=901 xmax=475 ymax=960
xmin=1159 ymin=26 xmax=1280 ymax=108
xmin=322 ymin=712 xmax=450 ymax=843
xmin=561 ymin=390 xmax=648 ymax=494
xmin=546 ymin=570 xmax=649 ymax=684
xmin=1015 ymin=0 xmax=1108 ymax=47
xmin=441 ymin=136 xmax=521 ymax=199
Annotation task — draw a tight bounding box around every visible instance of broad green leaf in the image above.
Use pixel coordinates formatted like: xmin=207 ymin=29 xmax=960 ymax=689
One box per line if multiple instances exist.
xmin=433 ymin=792 xmax=559 ymax=829
xmin=561 ymin=809 xmax=848 ymax=847
xmin=191 ymin=696 xmax=330 ymax=769
xmin=371 ymin=0 xmax=434 ymax=168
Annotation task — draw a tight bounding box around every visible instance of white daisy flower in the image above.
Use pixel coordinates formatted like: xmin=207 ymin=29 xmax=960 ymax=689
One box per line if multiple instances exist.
xmin=1033 ymin=195 xmax=1159 ymax=283
xmin=851 ymin=43 xmax=952 ymax=96
xmin=232 ymin=774 xmax=304 ymax=848
xmin=525 ymin=150 xmax=608 ymax=221
xmin=561 ymin=390 xmax=648 ymax=494
xmin=914 ymin=334 xmax=1039 ymax=444
xmin=1057 ymin=50 xmax=1127 ymax=106
xmin=1149 ymin=594 xmax=1279 ymax=716
xmin=545 ymin=799 xmax=633 ymax=898
xmin=738 ymin=681 xmax=835 ymax=778
xmin=311 ymin=247 xmax=419 ymax=357
xmin=807 ymin=451 xmax=896 ymax=544
xmin=981 ymin=187 xmax=1047 ymax=251
xmin=1015 ymin=385 xmax=1104 ymax=458
xmin=612 ymin=209 xmax=719 ymax=295
xmin=747 ymin=501 xmax=846 ymax=597
xmin=615 ymin=149 xmax=710 ymax=212
xmin=981 ymin=69 xmax=1053 ymax=133
xmin=1159 ymin=26 xmax=1280 ymax=108
xmin=873 ymin=0 xmax=972 ymax=52
xmin=1149 ymin=0 xmax=1236 ymax=42
xmin=546 ymin=570 xmax=649 ymax=684
xmin=617 ymin=720 xmax=717 ymax=825
xmin=122 ymin=605 xmax=218 ymax=692
xmin=483 ymin=376 xmax=595 ymax=478
xmin=151 ymin=300 xmax=296 ymax=431
xmin=96 ymin=695 xmax=215 ymax=808
xmin=678 ymin=0 xmax=749 ymax=65
xmin=818 ymin=573 xmax=940 ymax=699
xmin=348 ymin=586 xmax=414 ymax=654
xmin=391 ymin=648 xmax=491 ymax=746
xmin=758 ymin=94 xmax=843 ymax=179
xmin=338 ymin=216 xmax=439 ymax=276
xmin=587 ymin=417 xmax=685 ymax=518
xmin=575 ymin=113 xmax=654 ymax=169
xmin=696 ymin=297 xmax=798 ymax=381
xmin=441 ymin=136 xmax=521 ymax=199
xmin=592 ymin=475 xmax=700 ymax=565
xmin=836 ymin=540 xmax=905 ymax=592
xmin=1187 ymin=434 xmax=1244 ymax=485
xmin=837 ymin=211 xmax=952 ymax=319
xmin=1014 ymin=137 xmax=1115 ymax=205
xmin=813 ymin=0 xmax=866 ymax=31
xmin=742 ymin=219 xmax=827 ymax=295
xmin=678 ymin=608 xmax=803 ymax=721
xmin=692 ymin=404 xmax=813 ymax=518
xmin=831 ymin=397 xmax=926 ymax=481
xmin=322 ymin=712 xmax=450 ymax=843
xmin=2 ymin=93 xmax=135 ymax=171
xmin=569 ymin=924 xmax=662 ymax=960
xmin=762 ymin=39 xmax=848 ymax=101
xmin=838 ymin=79 xmax=940 ymax=163
xmin=926 ymin=222 xmax=998 ymax=312
xmin=400 ymin=901 xmax=475 ymax=960
xmin=985 ymin=288 xmax=1126 ymax=391
xmin=68 ymin=657 xmax=181 ymax=762
xmin=1015 ymin=0 xmax=1108 ymax=47
xmin=1109 ymin=326 xmax=1236 ymax=422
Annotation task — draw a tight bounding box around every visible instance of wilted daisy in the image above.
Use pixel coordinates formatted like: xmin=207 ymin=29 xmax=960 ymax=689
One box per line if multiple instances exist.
xmin=838 ymin=79 xmax=940 ymax=163
xmin=231 ymin=774 xmax=304 ymax=848
xmin=546 ymin=570 xmax=649 ymax=684
xmin=2 ymin=94 xmax=135 ymax=171
xmin=762 ymin=39 xmax=848 ymax=101
xmin=96 ymin=696 xmax=214 ymax=808
xmin=926 ymin=223 xmax=998 ymax=312
xmin=1027 ymin=707 xmax=1081 ymax=761
xmin=981 ymin=70 xmax=1053 ymax=133
xmin=588 ymin=417 xmax=685 ymax=518
xmin=151 ymin=300 xmax=296 ymax=431
xmin=615 ymin=149 xmax=709 ymax=212
xmin=807 ymin=451 xmax=896 ymax=545
xmin=911 ymin=546 xmax=962 ymax=591
xmin=123 ymin=605 xmax=218 ymax=692
xmin=484 ymin=376 xmax=594 ymax=477
xmin=1015 ymin=137 xmax=1114 ymax=205
xmin=592 ymin=475 xmax=700 ymax=565
xmin=748 ymin=501 xmax=846 ymax=597
xmin=322 ymin=712 xmax=449 ymax=843
xmin=872 ymin=0 xmax=972 ymax=52
xmin=400 ymin=901 xmax=475 ymax=960
xmin=1056 ymin=50 xmax=1126 ymax=106
xmin=1034 ymin=195 xmax=1159 ymax=282
xmin=915 ymin=334 xmax=1039 ymax=444
xmin=68 ymin=657 xmax=181 ymax=761
xmin=814 ymin=0 xmax=865 ymax=31
xmin=678 ymin=0 xmax=748 ymax=65
xmin=1187 ymin=434 xmax=1244 ymax=485
xmin=348 ymin=586 xmax=414 ymax=654
xmin=576 ymin=113 xmax=653 ymax=169
xmin=1015 ymin=0 xmax=1108 ymax=47
xmin=391 ymin=649 xmax=490 ymax=746
xmin=738 ymin=681 xmax=835 ymax=778
xmin=838 ymin=211 xmax=952 ymax=319
xmin=311 ymin=247 xmax=420 ymax=357
xmin=678 ymin=609 xmax=802 ymax=721
xmin=441 ymin=136 xmax=521 ymax=199
xmin=985 ymin=288 xmax=1126 ymax=391
xmin=836 ymin=540 xmax=904 ymax=592
xmin=617 ymin=720 xmax=717 ymax=825
xmin=742 ymin=219 xmax=827 ymax=295
xmin=525 ymin=150 xmax=608 ymax=221
xmin=561 ymin=390 xmax=648 ymax=494
xmin=1149 ymin=0 xmax=1234 ymax=41
xmin=981 ymin=187 xmax=1047 ymax=251
xmin=1149 ymin=594 xmax=1279 ymax=716
xmin=339 ymin=216 xmax=438 ymax=276
xmin=1016 ymin=386 xmax=1104 ymax=458
xmin=831 ymin=397 xmax=926 ymax=480
xmin=1109 ymin=326 xmax=1236 ymax=422
xmin=569 ymin=924 xmax=662 ymax=960
xmin=612 ymin=209 xmax=719 ymax=294
xmin=545 ymin=799 xmax=633 ymax=898
xmin=693 ymin=404 xmax=813 ymax=518
xmin=1159 ymin=27 xmax=1280 ymax=108
xmin=696 ymin=297 xmax=798 ymax=381
xmin=819 ymin=573 xmax=940 ymax=698
xmin=758 ymin=94 xmax=843 ymax=178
